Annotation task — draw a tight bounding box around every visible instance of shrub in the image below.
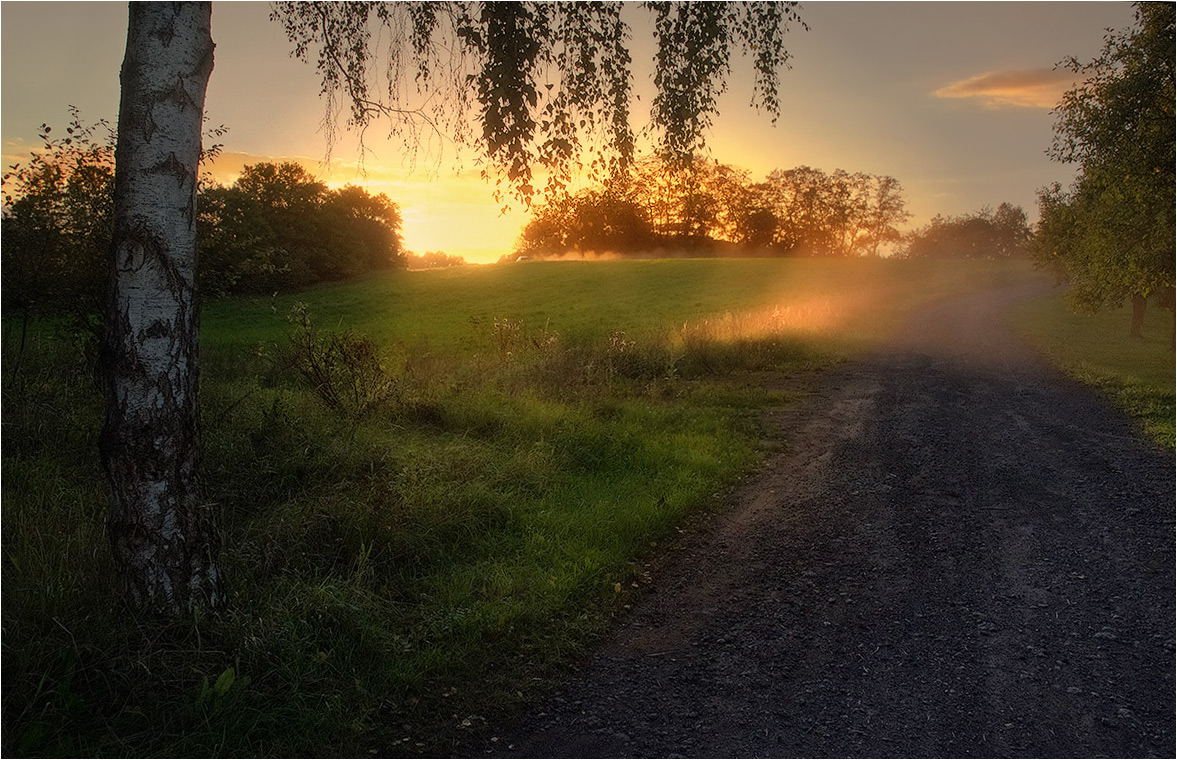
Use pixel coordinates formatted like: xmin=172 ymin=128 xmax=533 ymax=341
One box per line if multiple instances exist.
xmin=279 ymin=303 xmax=400 ymax=416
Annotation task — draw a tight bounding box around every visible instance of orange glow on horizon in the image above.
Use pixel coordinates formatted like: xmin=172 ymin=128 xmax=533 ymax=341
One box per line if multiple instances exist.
xmin=202 ymin=150 xmax=530 ymax=264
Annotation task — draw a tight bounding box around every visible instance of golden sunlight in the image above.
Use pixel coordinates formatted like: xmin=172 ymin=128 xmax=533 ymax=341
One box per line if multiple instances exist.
xmin=204 ymin=152 xmax=530 ymax=264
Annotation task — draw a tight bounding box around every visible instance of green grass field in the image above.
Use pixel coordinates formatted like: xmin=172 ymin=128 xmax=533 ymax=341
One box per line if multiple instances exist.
xmin=0 ymin=258 xmax=1073 ymax=757
xmin=202 ymin=257 xmax=1036 ymax=351
xmin=1016 ymin=291 xmax=1175 ymax=449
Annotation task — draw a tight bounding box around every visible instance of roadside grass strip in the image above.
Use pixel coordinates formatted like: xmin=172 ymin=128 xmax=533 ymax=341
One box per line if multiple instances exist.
xmin=1016 ymin=291 xmax=1175 ymax=450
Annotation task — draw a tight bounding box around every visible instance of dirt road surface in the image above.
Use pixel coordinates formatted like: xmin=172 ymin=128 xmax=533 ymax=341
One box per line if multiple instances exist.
xmin=476 ymin=282 xmax=1175 ymax=758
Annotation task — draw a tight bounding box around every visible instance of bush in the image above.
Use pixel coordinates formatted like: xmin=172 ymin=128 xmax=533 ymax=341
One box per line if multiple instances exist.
xmin=278 ymin=303 xmax=400 ymax=416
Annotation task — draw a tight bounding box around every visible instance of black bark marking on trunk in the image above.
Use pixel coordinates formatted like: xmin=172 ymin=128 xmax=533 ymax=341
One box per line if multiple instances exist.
xmin=141 ymin=320 xmax=171 ymax=340
xmin=164 ymin=74 xmax=202 ymax=112
xmin=104 ymin=227 xmax=215 ymax=613
xmin=154 ymin=151 xmax=192 ymax=186
xmin=157 ymin=10 xmax=176 ymax=46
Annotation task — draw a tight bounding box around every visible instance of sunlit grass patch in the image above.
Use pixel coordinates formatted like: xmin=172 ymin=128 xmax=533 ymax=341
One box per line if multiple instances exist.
xmin=1016 ymin=290 xmax=1175 ymax=449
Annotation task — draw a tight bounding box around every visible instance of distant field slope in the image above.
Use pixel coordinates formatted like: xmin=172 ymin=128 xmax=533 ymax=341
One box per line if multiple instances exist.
xmin=202 ymin=257 xmax=1043 ymax=353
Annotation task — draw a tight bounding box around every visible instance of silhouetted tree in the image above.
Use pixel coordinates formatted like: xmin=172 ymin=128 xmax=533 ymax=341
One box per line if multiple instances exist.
xmin=990 ymin=202 xmax=1032 ymax=258
xmin=197 ymin=164 xmax=403 ymax=294
xmin=322 ymin=184 xmax=405 ymax=276
xmin=763 ymin=166 xmax=838 ymax=254
xmin=516 ymin=185 xmax=654 ymax=257
xmin=735 ymin=182 xmax=779 ymax=248
xmin=1034 ymin=3 xmax=1175 ymax=338
xmin=629 ymin=156 xmax=748 ymax=247
xmin=516 ymin=192 xmax=578 ymax=256
xmin=2 ymin=109 xmax=115 ymax=320
xmin=754 ymin=166 xmax=909 ymax=256
xmin=516 ymin=159 xmax=912 ymax=258
xmin=406 ymin=251 xmax=465 ymax=269
xmin=860 ymin=175 xmax=910 ymax=257
xmin=901 ymin=205 xmax=1032 ymax=260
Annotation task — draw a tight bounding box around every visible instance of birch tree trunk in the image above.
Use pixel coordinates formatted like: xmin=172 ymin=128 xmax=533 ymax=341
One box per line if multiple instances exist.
xmin=101 ymin=2 xmax=222 ymax=614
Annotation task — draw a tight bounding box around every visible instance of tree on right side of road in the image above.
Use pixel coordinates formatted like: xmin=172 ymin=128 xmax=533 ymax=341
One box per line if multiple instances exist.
xmin=901 ymin=204 xmax=1032 ymax=260
xmin=1034 ymin=3 xmax=1175 ymax=338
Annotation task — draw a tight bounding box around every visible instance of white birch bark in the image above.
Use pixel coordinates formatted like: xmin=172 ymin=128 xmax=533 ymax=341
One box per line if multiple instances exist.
xmin=102 ymin=2 xmax=221 ymax=613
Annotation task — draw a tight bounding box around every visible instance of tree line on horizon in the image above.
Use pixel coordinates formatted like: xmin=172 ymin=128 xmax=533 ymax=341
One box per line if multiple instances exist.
xmin=512 ymin=155 xmax=1034 ymax=262
xmin=513 ymin=157 xmax=914 ymax=259
xmin=200 ymin=162 xmax=405 ymax=295
xmin=897 ymin=202 xmax=1033 ymax=261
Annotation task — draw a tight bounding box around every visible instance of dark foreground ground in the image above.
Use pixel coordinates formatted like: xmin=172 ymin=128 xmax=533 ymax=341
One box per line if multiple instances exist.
xmin=467 ymin=282 xmax=1175 ymax=758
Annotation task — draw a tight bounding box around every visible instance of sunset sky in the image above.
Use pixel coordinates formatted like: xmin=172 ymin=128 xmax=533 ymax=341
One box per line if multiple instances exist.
xmin=2 ymin=1 xmax=1136 ymax=263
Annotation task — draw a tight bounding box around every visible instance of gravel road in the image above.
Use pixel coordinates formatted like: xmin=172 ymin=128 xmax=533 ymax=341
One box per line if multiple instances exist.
xmin=477 ymin=282 xmax=1175 ymax=758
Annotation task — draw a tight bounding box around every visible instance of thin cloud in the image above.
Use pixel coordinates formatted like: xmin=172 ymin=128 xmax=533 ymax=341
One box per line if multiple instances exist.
xmin=934 ymin=68 xmax=1079 ymax=109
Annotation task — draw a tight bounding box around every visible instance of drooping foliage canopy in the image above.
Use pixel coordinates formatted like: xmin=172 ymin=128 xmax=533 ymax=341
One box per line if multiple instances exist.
xmin=1034 ymin=2 xmax=1175 ymax=320
xmin=270 ymin=1 xmax=805 ymax=205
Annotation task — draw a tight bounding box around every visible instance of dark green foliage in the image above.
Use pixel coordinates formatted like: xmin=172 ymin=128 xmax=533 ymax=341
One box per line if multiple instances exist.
xmin=3 ymin=115 xmax=407 ymax=308
xmin=1 ymin=109 xmax=229 ymax=320
xmin=516 ymin=184 xmax=656 ymax=257
xmin=1034 ymin=3 xmax=1175 ymax=335
xmin=279 ymin=302 xmax=400 ymax=416
xmin=901 ymin=203 xmax=1033 ymax=260
xmin=198 ymin=162 xmax=406 ymax=296
xmin=1 ymin=109 xmax=115 ymax=318
xmin=0 ymin=304 xmax=772 ymax=756
xmin=649 ymin=3 xmax=801 ymax=163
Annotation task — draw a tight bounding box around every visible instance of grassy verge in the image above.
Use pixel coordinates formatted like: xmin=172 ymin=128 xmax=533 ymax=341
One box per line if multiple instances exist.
xmin=3 ymin=259 xmax=1038 ymax=756
xmin=1016 ymin=289 xmax=1175 ymax=449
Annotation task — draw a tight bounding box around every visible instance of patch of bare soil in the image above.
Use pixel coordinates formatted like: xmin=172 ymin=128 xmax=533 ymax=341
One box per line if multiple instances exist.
xmin=468 ymin=281 xmax=1175 ymax=758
